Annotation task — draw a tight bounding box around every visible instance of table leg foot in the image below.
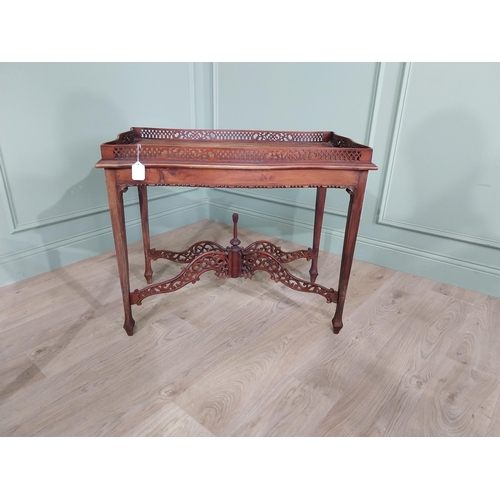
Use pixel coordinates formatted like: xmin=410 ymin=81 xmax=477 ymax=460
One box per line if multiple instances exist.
xmin=124 ymin=317 xmax=135 ymax=336
xmin=145 ymin=273 xmax=153 ymax=285
xmin=332 ymin=318 xmax=343 ymax=334
xmin=309 ymin=269 xmax=318 ymax=284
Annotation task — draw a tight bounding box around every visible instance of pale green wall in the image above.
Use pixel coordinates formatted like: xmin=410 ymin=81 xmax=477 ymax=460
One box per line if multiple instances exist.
xmin=0 ymin=63 xmax=209 ymax=286
xmin=1 ymin=62 xmax=499 ymax=297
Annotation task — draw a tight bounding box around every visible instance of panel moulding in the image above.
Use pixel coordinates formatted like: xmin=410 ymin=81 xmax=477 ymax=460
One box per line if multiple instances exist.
xmin=365 ymin=62 xmax=383 ymax=147
xmin=376 ymin=63 xmax=500 ymax=250
xmin=379 ymin=216 xmax=500 ymax=250
xmin=0 ymin=149 xmax=18 ymax=233
xmin=11 ymin=187 xmax=199 ymax=233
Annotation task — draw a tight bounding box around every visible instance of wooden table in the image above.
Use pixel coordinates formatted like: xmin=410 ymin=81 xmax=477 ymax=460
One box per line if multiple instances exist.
xmin=96 ymin=128 xmax=377 ymax=336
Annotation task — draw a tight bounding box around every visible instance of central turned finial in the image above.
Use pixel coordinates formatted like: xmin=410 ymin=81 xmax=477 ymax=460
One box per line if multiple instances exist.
xmin=230 ymin=213 xmax=241 ymax=247
xmin=228 ymin=213 xmax=242 ymax=278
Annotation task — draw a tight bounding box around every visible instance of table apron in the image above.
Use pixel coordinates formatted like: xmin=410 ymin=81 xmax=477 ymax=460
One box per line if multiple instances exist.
xmin=113 ymin=166 xmax=362 ymax=189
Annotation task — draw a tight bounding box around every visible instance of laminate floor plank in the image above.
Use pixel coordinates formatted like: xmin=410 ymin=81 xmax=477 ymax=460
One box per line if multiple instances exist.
xmin=1 ymin=313 xmax=202 ymax=436
xmin=7 ymin=287 xmax=297 ymax=436
xmin=312 ymin=292 xmax=472 ymax=436
xmin=0 ymin=353 xmax=46 ymax=404
xmin=126 ymin=402 xmax=214 ymax=437
xmin=445 ymin=294 xmax=500 ymax=380
xmin=0 ymin=275 xmax=123 ymax=357
xmin=25 ymin=299 xmax=139 ymax=378
xmin=395 ymin=357 xmax=500 ymax=436
xmin=71 ymin=292 xmax=311 ymax=437
xmin=173 ymin=303 xmax=334 ymax=435
xmin=339 ymin=260 xmax=397 ymax=318
xmin=221 ymin=373 xmax=334 ymax=437
xmin=431 ymin=281 xmax=486 ymax=305
xmin=167 ymin=276 xmax=269 ymax=331
xmin=487 ymin=390 xmax=500 ymax=436
xmin=0 ymin=254 xmax=122 ymax=328
xmin=289 ymin=271 xmax=434 ymax=402
xmin=0 ymin=250 xmax=118 ymax=308
xmin=158 ymin=292 xmax=316 ymax=403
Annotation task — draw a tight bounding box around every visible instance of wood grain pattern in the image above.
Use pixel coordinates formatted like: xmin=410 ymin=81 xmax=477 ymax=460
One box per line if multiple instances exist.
xmin=173 ymin=294 xmax=332 ymax=435
xmin=221 ymin=374 xmax=334 ymax=436
xmin=399 ymin=358 xmax=500 ymax=436
xmin=2 ymin=313 xmax=203 ymax=436
xmin=1 ymin=220 xmax=499 ymax=436
xmin=0 ymin=353 xmax=45 ymax=403
xmin=487 ymin=389 xmax=500 ymax=436
xmin=290 ymin=272 xmax=434 ymax=402
xmin=312 ymin=291 xmax=474 ymax=436
xmin=126 ymin=402 xmax=215 ymax=437
xmin=445 ymin=294 xmax=500 ymax=379
xmin=432 ymin=281 xmax=483 ymax=305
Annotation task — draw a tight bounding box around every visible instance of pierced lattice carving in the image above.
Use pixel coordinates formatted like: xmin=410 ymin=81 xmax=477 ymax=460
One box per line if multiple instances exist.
xmin=242 ymin=251 xmax=337 ymax=303
xmin=148 ymin=241 xmax=226 ymax=263
xmin=100 ymin=127 xmax=373 ymax=167
xmin=131 ymin=251 xmax=229 ymax=305
xmin=112 ymin=145 xmax=363 ymax=162
xmin=243 ymin=241 xmax=314 ymax=263
xmin=138 ymin=128 xmax=325 ymax=142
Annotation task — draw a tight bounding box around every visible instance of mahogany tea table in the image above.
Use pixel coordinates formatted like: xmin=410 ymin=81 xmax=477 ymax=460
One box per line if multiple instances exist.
xmin=95 ymin=127 xmax=377 ymax=336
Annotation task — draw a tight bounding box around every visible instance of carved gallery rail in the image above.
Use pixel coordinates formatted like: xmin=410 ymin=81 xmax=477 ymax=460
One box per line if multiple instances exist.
xmin=95 ymin=127 xmax=377 ymax=336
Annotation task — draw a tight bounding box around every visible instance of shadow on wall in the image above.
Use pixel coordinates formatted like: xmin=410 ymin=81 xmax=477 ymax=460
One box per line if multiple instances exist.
xmin=1 ymin=91 xmax=126 ymax=281
xmin=32 ymin=92 xmax=131 ymax=307
xmin=38 ymin=91 xmax=128 ymax=220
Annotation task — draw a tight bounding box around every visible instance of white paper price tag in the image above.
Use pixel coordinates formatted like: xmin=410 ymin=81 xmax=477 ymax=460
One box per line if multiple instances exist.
xmin=132 ymin=160 xmax=145 ymax=180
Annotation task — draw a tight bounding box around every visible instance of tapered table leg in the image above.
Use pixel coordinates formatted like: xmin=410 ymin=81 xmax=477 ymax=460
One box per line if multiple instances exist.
xmin=138 ymin=185 xmax=153 ymax=284
xmin=105 ymin=170 xmax=135 ymax=336
xmin=333 ymin=172 xmax=368 ymax=334
xmin=309 ymin=187 xmax=327 ymax=283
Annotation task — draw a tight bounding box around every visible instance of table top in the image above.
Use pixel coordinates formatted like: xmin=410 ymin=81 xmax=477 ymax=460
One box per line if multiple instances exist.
xmin=95 ymin=127 xmax=377 ymax=171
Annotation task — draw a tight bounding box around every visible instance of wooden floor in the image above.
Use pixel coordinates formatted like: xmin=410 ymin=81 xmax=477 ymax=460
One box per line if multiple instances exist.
xmin=1 ymin=219 xmax=499 ymax=437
